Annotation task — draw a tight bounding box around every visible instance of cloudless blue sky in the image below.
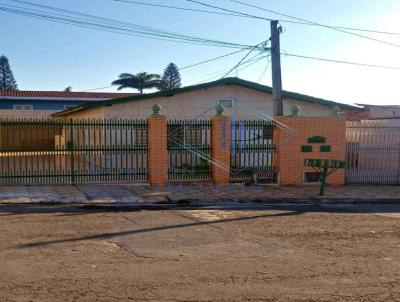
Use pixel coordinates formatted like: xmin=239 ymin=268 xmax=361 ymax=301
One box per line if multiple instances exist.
xmin=1 ymin=0 xmax=400 ymax=105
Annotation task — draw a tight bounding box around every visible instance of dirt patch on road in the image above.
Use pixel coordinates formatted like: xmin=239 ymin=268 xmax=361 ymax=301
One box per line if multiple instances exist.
xmin=0 ymin=204 xmax=399 ymax=301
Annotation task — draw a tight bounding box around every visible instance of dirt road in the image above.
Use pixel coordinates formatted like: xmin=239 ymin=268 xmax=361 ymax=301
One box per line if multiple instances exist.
xmin=0 ymin=204 xmax=399 ymax=301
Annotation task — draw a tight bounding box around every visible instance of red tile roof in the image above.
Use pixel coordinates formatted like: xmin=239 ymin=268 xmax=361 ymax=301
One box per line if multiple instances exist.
xmin=0 ymin=90 xmax=139 ymax=99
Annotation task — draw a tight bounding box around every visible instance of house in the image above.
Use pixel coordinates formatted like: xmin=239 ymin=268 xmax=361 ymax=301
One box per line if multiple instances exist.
xmin=354 ymin=104 xmax=400 ymax=119
xmin=53 ymin=78 xmax=362 ymax=120
xmin=0 ymin=90 xmax=138 ymax=118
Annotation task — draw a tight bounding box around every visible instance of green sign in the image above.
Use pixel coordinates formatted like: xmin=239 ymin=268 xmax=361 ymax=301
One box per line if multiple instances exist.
xmin=320 ymin=145 xmax=331 ymax=153
xmin=304 ymin=159 xmax=346 ymax=169
xmin=308 ymin=136 xmax=326 ymax=144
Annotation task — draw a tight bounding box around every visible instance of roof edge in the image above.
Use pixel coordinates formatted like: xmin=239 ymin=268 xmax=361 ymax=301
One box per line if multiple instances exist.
xmin=53 ymin=77 xmax=363 ymax=117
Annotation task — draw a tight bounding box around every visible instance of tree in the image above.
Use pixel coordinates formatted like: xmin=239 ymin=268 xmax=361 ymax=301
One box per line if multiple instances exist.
xmin=0 ymin=55 xmax=18 ymax=91
xmin=63 ymin=86 xmax=72 ymax=92
xmin=111 ymin=72 xmax=161 ymax=93
xmin=161 ymin=63 xmax=181 ymax=90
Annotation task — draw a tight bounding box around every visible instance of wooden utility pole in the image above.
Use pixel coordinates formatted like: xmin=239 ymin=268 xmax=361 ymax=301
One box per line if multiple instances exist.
xmin=270 ymin=20 xmax=283 ymax=116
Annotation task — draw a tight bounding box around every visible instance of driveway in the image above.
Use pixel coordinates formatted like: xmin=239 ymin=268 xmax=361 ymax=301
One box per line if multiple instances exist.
xmin=1 ymin=204 xmax=400 ymax=301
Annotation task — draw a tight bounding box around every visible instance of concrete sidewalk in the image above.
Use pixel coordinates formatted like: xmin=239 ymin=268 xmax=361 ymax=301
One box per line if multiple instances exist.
xmin=0 ymin=183 xmax=400 ymax=204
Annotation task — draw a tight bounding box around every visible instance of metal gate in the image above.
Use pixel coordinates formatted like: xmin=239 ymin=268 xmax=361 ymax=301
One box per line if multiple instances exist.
xmin=0 ymin=118 xmax=148 ymax=184
xmin=167 ymin=120 xmax=212 ymax=181
xmin=230 ymin=120 xmax=276 ymax=183
xmin=346 ymin=119 xmax=400 ymax=184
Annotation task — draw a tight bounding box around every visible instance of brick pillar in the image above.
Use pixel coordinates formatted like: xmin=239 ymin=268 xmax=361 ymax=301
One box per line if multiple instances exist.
xmin=211 ymin=109 xmax=231 ymax=184
xmin=274 ymin=116 xmax=346 ymax=186
xmin=147 ymin=105 xmax=168 ymax=186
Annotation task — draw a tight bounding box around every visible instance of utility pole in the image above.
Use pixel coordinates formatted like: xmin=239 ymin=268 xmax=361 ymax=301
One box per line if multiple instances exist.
xmin=270 ymin=20 xmax=283 ymax=116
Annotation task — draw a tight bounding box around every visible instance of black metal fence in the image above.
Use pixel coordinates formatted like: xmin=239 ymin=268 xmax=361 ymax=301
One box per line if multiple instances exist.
xmin=0 ymin=118 xmax=277 ymax=185
xmin=230 ymin=120 xmax=276 ymax=183
xmin=0 ymin=118 xmax=147 ymax=184
xmin=167 ymin=119 xmax=212 ymax=181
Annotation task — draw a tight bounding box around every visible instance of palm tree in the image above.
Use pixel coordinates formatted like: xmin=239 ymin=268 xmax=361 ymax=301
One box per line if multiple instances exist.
xmin=111 ymin=72 xmax=161 ymax=93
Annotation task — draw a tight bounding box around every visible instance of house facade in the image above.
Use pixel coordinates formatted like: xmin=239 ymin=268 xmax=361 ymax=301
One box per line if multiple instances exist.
xmin=0 ymin=90 xmax=138 ymax=118
xmin=53 ymin=78 xmax=362 ymax=120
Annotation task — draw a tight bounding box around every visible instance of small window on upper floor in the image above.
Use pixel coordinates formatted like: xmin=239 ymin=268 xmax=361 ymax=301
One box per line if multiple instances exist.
xmin=64 ymin=105 xmax=76 ymax=110
xmin=217 ymin=99 xmax=233 ymax=108
xmin=13 ymin=104 xmax=33 ymax=110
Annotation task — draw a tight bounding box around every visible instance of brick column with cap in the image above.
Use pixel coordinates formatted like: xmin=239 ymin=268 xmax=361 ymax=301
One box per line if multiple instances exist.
xmin=211 ymin=105 xmax=231 ymax=184
xmin=147 ymin=104 xmax=168 ymax=186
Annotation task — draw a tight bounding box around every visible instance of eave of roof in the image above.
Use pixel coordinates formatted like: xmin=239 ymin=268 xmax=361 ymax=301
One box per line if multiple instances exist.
xmin=53 ymin=77 xmax=363 ymax=117
xmin=0 ymin=90 xmax=138 ymax=99
xmin=356 ymin=103 xmax=400 ymax=109
xmin=0 ymin=97 xmax=117 ymax=102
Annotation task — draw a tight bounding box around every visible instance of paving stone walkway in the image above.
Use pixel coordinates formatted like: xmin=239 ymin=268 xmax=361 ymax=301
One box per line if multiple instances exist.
xmin=140 ymin=183 xmax=400 ymax=203
xmin=0 ymin=183 xmax=399 ymax=204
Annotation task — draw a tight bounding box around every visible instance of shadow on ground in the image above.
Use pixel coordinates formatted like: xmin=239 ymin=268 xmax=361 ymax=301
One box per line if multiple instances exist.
xmin=2 ymin=202 xmax=399 ymax=249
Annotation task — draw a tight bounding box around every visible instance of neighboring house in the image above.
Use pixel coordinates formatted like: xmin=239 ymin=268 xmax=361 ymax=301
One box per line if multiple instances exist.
xmin=0 ymin=90 xmax=138 ymax=118
xmin=53 ymin=78 xmax=362 ymax=120
xmin=352 ymin=104 xmax=400 ymax=119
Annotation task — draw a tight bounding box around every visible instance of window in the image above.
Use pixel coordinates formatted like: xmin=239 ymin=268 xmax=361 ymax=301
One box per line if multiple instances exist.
xmin=64 ymin=105 xmax=76 ymax=110
xmin=217 ymin=99 xmax=233 ymax=108
xmin=13 ymin=104 xmax=33 ymax=110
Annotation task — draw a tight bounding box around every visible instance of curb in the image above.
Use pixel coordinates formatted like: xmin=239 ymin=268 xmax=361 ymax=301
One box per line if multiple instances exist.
xmin=229 ymin=198 xmax=400 ymax=204
xmin=2 ymin=198 xmax=400 ymax=206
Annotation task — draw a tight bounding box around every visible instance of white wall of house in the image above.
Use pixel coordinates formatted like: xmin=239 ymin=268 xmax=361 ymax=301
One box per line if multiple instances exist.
xmin=367 ymin=106 xmax=400 ymax=118
xmin=102 ymin=85 xmax=338 ymax=120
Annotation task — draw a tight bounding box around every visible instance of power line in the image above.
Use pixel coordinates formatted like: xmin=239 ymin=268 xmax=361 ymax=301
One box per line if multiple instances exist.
xmin=6 ymin=0 xmax=400 ymax=53
xmin=284 ymin=53 xmax=400 ymax=70
xmin=221 ymin=41 xmax=268 ymax=78
xmin=226 ymin=0 xmax=400 ymax=48
xmin=82 ymin=43 xmax=267 ymax=92
xmin=258 ymin=56 xmax=270 ymax=81
xmin=82 ymin=54 xmax=267 ymax=92
xmin=82 ymin=50 xmax=400 ymax=92
xmin=279 ymin=18 xmax=400 ymax=37
xmin=184 ymin=0 xmax=267 ymax=21
xmin=189 ymin=54 xmax=268 ymax=85
xmin=182 ymin=0 xmax=400 ymax=49
xmin=81 ymin=85 xmax=114 ymax=92
xmin=114 ymin=0 xmax=400 ymax=36
xmin=178 ymin=47 xmax=252 ymax=71
xmin=1 ymin=0 xmax=256 ymax=50
xmin=3 ymin=0 xmax=400 ymax=93
xmin=113 ymin=0 xmax=245 ymax=18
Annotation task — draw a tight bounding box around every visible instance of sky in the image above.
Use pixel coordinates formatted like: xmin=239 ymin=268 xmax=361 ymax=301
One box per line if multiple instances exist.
xmin=1 ymin=0 xmax=400 ymax=106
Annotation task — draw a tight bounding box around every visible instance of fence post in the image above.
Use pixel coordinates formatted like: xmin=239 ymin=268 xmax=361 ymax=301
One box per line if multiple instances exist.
xmin=147 ymin=104 xmax=168 ymax=186
xmin=211 ymin=105 xmax=231 ymax=184
xmin=69 ymin=118 xmax=75 ymax=184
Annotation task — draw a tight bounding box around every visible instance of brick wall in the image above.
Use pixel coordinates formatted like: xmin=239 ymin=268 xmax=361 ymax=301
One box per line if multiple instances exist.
xmin=211 ymin=116 xmax=231 ymax=184
xmin=274 ymin=117 xmax=346 ymax=186
xmin=145 ymin=112 xmax=346 ymax=187
xmin=147 ymin=114 xmax=168 ymax=186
